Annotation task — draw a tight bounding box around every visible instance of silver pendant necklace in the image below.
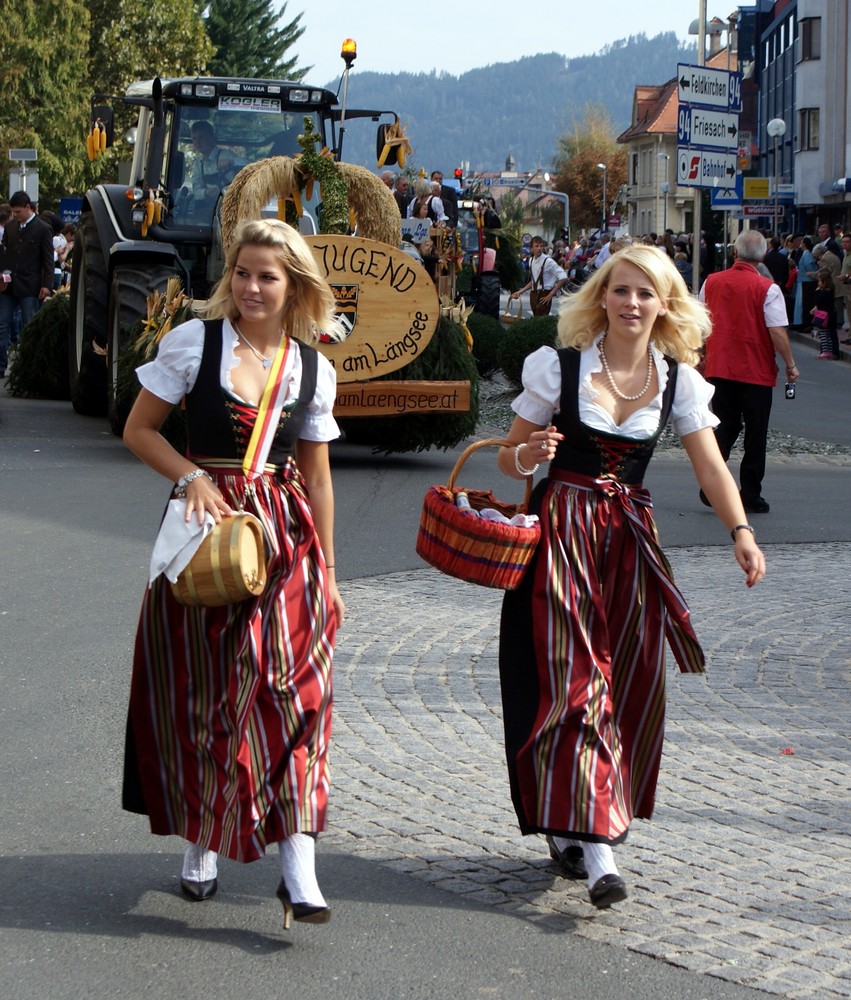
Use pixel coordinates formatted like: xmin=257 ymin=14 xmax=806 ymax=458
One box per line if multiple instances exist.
xmin=234 ymin=322 xmax=275 ymax=368
xmin=598 ymin=333 xmax=655 ymax=401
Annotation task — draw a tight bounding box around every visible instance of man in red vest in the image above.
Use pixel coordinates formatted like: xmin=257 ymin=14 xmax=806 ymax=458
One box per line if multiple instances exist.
xmin=699 ymin=230 xmax=799 ymax=514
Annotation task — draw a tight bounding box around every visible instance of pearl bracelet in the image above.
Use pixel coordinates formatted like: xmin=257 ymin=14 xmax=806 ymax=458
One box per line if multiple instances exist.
xmin=514 ymin=444 xmax=539 ymax=477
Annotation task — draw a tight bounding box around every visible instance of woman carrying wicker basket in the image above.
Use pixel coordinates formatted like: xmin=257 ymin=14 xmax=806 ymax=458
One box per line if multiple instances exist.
xmin=496 ymin=244 xmax=764 ymax=909
xmin=122 ymin=219 xmax=344 ymax=930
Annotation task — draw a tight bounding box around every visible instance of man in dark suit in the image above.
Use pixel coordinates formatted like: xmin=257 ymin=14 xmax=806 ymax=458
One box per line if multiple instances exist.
xmin=393 ymin=175 xmax=411 ymax=216
xmin=0 ymin=191 xmax=53 ymax=375
xmin=763 ymin=236 xmax=790 ymax=289
xmin=431 ymin=171 xmax=459 ymax=229
xmin=0 ymin=191 xmax=53 ymax=376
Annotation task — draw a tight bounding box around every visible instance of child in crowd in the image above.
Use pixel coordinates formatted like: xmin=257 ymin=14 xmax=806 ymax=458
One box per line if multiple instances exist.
xmin=812 ymin=267 xmax=840 ymax=359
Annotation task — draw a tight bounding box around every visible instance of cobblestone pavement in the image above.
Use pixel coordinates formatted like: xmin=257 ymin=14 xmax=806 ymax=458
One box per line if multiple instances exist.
xmin=326 ymin=542 xmax=851 ymax=999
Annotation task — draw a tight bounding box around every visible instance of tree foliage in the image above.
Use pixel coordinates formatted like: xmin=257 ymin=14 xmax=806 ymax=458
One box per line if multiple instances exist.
xmin=87 ymin=0 xmax=212 ymax=95
xmin=205 ymin=0 xmax=308 ymax=80
xmin=552 ymin=103 xmax=627 ymax=233
xmin=0 ymin=0 xmax=92 ymax=206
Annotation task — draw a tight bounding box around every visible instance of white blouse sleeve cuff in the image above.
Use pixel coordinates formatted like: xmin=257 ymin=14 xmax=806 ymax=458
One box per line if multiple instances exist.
xmin=671 ymin=363 xmax=720 ymax=437
xmin=299 ymin=351 xmax=341 ymax=442
xmin=511 ymin=346 xmax=561 ymax=426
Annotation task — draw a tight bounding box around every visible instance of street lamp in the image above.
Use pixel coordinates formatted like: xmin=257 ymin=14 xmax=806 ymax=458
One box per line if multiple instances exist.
xmin=657 ymin=152 xmax=670 ymax=233
xmin=766 ymin=118 xmax=787 ymax=234
xmin=596 ymin=163 xmax=607 ymax=234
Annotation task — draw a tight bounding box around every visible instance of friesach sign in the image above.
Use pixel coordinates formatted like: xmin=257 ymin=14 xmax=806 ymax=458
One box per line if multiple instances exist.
xmin=306 ymin=235 xmax=470 ymax=415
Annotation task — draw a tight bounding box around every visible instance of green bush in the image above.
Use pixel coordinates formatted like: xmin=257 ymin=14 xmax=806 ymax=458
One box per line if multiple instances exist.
xmin=495 ymin=236 xmax=524 ymax=292
xmin=496 ymin=315 xmax=559 ymax=389
xmin=6 ymin=292 xmax=70 ymax=399
xmin=466 ymin=311 xmax=502 ymax=377
xmin=455 ymin=262 xmax=473 ymax=297
xmin=337 ymin=316 xmax=479 ymax=454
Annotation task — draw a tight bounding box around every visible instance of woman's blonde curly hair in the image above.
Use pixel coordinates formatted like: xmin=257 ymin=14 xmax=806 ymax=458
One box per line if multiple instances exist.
xmin=557 ymin=244 xmax=712 ymax=367
xmin=199 ymin=219 xmax=337 ymax=345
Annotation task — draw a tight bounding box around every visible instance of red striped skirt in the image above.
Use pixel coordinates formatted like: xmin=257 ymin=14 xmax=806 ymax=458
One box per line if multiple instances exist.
xmin=499 ymin=471 xmax=704 ymax=844
xmin=124 ymin=461 xmax=336 ymax=862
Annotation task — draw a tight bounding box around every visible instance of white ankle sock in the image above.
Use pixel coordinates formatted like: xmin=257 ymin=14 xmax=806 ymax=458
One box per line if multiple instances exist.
xmin=582 ymin=842 xmax=619 ymax=886
xmin=182 ymin=843 xmax=218 ymax=882
xmin=279 ymin=833 xmax=326 ymax=907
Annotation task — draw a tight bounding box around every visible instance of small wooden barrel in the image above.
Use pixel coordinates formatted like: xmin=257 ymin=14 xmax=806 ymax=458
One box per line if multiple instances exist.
xmin=171 ymin=513 xmax=267 ymax=607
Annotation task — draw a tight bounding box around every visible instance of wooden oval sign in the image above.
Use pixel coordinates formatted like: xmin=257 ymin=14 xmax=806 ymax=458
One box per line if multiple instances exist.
xmin=306 ymin=235 xmax=440 ymax=384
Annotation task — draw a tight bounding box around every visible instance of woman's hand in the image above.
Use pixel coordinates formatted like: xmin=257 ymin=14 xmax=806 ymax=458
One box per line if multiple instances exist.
xmin=525 ymin=424 xmax=563 ymax=463
xmin=734 ymin=534 xmax=766 ymax=588
xmin=183 ymin=475 xmax=234 ymax=525
xmin=329 ymin=581 xmax=346 ymax=627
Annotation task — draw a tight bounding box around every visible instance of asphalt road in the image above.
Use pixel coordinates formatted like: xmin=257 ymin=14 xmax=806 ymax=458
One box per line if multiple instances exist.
xmin=0 ymin=335 xmax=848 ymax=1000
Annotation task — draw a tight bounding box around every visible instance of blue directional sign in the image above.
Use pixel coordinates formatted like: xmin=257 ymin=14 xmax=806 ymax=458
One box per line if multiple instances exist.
xmin=677 ymin=106 xmax=739 ymax=151
xmin=676 ymin=62 xmax=742 ymax=191
xmin=677 ymin=63 xmax=742 ymax=113
xmin=677 ymin=148 xmax=739 ymax=189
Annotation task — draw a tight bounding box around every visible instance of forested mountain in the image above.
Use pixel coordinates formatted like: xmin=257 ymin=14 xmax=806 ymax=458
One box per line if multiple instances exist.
xmin=324 ymin=33 xmax=695 ymax=176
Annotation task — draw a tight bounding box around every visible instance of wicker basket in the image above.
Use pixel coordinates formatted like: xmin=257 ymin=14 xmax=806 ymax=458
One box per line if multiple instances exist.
xmin=416 ymin=438 xmax=540 ymax=590
xmin=500 ymin=298 xmax=524 ymax=325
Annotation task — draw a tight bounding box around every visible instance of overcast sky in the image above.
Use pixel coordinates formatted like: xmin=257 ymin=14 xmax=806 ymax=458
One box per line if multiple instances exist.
xmin=295 ymin=0 xmax=704 ymax=86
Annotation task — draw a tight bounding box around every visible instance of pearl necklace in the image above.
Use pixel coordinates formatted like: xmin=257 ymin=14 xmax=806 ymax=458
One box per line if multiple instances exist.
xmin=598 ymin=334 xmax=655 ymax=401
xmin=234 ymin=323 xmax=279 ymax=368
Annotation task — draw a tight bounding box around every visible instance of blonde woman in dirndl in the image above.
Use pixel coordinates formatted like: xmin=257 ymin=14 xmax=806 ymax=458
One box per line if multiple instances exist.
xmin=496 ymin=245 xmax=765 ymax=908
xmin=122 ymin=219 xmax=344 ymax=930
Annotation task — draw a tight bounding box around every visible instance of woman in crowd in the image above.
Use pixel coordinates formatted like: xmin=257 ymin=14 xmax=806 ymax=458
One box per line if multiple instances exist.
xmin=495 ymin=245 xmax=765 ymax=909
xmin=793 ymin=235 xmax=817 ymax=330
xmin=122 ymin=219 xmax=344 ymax=931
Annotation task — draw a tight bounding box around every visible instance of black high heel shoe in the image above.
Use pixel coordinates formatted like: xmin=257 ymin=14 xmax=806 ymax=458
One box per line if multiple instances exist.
xmin=276 ymin=878 xmax=331 ymax=930
xmin=181 ymin=877 xmax=218 ymax=901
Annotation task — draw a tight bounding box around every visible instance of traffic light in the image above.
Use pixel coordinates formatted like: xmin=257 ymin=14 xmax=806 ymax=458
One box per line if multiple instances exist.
xmin=454 ymin=167 xmax=463 ymax=187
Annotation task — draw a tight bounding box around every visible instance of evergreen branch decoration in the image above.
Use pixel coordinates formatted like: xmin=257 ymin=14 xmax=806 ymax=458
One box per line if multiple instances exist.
xmin=338 ymin=316 xmax=479 ymax=454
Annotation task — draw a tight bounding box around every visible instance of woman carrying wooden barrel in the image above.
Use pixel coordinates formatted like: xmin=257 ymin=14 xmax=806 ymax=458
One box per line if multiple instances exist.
xmin=122 ymin=219 xmax=344 ymax=931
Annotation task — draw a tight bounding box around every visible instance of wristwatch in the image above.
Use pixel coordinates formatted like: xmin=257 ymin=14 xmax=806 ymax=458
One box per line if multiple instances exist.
xmin=730 ymin=524 xmax=755 ymax=542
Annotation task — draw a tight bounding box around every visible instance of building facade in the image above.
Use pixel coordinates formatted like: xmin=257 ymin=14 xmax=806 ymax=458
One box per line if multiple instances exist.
xmin=619 ymin=1 xmax=851 ymax=239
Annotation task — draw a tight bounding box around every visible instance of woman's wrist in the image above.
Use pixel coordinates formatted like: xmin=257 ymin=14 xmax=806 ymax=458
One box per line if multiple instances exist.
xmin=174 ymin=468 xmax=212 ymax=498
xmin=730 ymin=524 xmax=755 ymax=543
xmin=514 ymin=443 xmax=539 ymax=477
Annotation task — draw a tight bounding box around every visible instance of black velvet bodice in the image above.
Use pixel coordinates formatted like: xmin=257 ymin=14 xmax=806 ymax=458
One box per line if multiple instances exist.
xmin=550 ymin=347 xmax=678 ymax=486
xmin=184 ymin=319 xmax=318 ymax=462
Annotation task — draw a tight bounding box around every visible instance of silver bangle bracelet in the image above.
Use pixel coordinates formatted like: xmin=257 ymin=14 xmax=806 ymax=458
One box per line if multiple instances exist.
xmin=174 ymin=468 xmax=212 ymax=498
xmin=514 ymin=444 xmax=539 ymax=477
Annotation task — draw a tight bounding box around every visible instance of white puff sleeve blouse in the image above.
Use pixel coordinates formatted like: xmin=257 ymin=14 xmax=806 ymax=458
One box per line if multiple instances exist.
xmin=511 ymin=337 xmax=719 ymax=440
xmin=135 ymin=317 xmax=340 ymax=442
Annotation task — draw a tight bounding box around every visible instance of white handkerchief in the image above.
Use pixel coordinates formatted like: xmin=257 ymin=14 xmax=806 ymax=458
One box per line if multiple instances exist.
xmin=149 ymin=499 xmax=217 ymax=585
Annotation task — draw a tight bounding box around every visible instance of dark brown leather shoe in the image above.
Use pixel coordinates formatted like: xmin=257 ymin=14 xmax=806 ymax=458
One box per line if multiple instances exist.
xmin=546 ymin=835 xmax=588 ymax=880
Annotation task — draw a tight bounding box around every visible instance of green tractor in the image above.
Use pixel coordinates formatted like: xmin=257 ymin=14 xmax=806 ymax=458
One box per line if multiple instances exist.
xmin=70 ymin=70 xmax=400 ymax=433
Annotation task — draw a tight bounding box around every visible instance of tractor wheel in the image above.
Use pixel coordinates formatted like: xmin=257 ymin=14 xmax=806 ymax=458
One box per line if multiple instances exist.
xmin=68 ymin=212 xmax=108 ymax=415
xmin=107 ymin=264 xmax=176 ymax=436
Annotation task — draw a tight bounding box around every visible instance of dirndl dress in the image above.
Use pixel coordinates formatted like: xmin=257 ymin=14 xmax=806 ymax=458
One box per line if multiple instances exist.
xmin=499 ymin=348 xmax=705 ymax=845
xmin=123 ymin=320 xmax=336 ymax=863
